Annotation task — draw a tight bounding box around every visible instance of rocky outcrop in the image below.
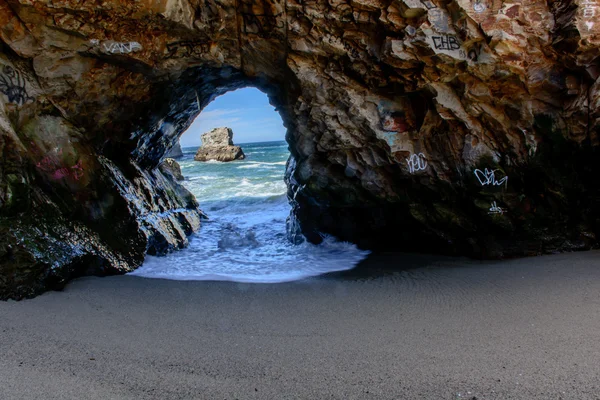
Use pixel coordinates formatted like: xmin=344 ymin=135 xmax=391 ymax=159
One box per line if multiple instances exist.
xmin=166 ymin=142 xmax=184 ymax=159
xmin=194 ymin=127 xmax=245 ymax=162
xmin=0 ymin=149 xmax=202 ymax=299
xmin=0 ymin=0 xmax=599 ymax=298
xmin=160 ymin=158 xmax=185 ymax=181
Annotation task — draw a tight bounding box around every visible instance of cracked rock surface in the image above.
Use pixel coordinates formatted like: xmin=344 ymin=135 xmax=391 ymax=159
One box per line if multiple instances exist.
xmin=0 ymin=0 xmax=598 ymax=298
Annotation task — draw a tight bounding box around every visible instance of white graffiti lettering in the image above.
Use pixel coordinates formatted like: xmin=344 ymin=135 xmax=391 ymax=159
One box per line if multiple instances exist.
xmin=101 ymin=41 xmax=143 ymax=54
xmin=488 ymin=201 xmax=505 ymax=215
xmin=474 ymin=168 xmax=508 ymax=187
xmin=406 ymin=153 xmax=428 ymax=174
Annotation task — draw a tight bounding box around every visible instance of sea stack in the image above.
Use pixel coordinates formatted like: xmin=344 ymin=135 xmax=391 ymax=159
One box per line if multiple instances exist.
xmin=165 ymin=142 xmax=183 ymax=159
xmin=194 ymin=127 xmax=245 ymax=162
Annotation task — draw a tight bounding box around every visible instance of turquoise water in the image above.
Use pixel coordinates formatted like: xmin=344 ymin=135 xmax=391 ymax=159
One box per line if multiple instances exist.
xmin=131 ymin=141 xmax=369 ymax=282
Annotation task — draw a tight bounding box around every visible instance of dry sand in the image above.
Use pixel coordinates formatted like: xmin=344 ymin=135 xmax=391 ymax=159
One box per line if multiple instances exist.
xmin=1 ymin=251 xmax=600 ymax=399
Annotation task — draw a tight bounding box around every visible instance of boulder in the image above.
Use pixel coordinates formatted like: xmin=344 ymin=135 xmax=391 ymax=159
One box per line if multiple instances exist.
xmin=160 ymin=158 xmax=185 ymax=181
xmin=194 ymin=127 xmax=245 ymax=162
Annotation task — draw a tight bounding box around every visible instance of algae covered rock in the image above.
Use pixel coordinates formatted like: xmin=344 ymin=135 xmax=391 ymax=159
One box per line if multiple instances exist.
xmin=160 ymin=158 xmax=185 ymax=181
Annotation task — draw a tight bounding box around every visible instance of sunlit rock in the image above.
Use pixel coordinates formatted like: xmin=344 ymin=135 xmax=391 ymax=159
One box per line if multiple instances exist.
xmin=194 ymin=127 xmax=246 ymax=162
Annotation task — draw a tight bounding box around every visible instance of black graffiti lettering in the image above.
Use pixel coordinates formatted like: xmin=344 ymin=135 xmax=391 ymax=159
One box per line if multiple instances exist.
xmin=432 ymin=36 xmax=445 ymax=49
xmin=166 ymin=41 xmax=211 ymax=59
xmin=0 ymin=66 xmax=34 ymax=105
xmin=432 ymin=35 xmax=461 ymax=50
xmin=448 ymin=36 xmax=460 ymax=50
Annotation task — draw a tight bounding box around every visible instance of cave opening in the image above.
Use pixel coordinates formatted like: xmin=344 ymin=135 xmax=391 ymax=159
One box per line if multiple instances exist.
xmin=134 ymin=87 xmax=369 ymax=282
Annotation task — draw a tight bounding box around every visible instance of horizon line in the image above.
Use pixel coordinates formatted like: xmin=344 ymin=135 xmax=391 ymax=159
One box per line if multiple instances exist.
xmin=180 ymin=138 xmax=287 ymax=148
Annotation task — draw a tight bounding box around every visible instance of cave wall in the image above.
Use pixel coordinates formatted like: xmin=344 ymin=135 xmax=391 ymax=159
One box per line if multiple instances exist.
xmin=0 ymin=0 xmax=599 ymax=298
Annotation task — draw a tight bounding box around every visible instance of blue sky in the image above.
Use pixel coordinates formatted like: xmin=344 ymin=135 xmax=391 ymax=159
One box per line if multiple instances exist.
xmin=179 ymin=88 xmax=286 ymax=147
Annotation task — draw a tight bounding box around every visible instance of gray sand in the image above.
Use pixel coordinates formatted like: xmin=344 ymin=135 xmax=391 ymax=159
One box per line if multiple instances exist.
xmin=2 ymin=251 xmax=600 ymax=399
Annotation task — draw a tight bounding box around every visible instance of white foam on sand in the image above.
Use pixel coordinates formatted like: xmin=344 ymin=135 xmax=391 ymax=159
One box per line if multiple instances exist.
xmin=131 ymin=196 xmax=369 ymax=283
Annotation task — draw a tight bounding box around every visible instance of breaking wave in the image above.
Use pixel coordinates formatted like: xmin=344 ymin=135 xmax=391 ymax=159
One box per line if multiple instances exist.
xmin=131 ymin=140 xmax=369 ymax=283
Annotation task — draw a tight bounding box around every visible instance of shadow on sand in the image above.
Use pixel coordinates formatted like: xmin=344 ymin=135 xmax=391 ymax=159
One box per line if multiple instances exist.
xmin=318 ymin=251 xmax=473 ymax=281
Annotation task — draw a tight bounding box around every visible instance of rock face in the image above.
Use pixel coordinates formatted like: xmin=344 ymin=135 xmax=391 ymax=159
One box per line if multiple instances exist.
xmin=194 ymin=127 xmax=245 ymax=162
xmin=160 ymin=158 xmax=185 ymax=181
xmin=0 ymin=0 xmax=599 ymax=298
xmin=165 ymin=142 xmax=184 ymax=159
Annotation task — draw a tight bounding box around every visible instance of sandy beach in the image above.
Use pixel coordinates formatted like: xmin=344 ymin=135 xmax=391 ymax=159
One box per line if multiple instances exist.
xmin=1 ymin=251 xmax=600 ymax=399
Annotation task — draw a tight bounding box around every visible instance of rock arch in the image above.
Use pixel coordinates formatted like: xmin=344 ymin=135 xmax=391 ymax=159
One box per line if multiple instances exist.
xmin=0 ymin=0 xmax=599 ymax=298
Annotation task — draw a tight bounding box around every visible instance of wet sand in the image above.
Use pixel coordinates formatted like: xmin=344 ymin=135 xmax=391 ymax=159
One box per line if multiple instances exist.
xmin=1 ymin=251 xmax=600 ymax=399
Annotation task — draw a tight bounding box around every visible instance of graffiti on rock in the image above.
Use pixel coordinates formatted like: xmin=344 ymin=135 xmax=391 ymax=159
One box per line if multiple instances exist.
xmin=407 ymin=153 xmax=428 ymax=174
xmin=166 ymin=41 xmax=212 ymax=58
xmin=427 ymin=32 xmax=483 ymax=62
xmin=96 ymin=41 xmax=142 ymax=54
xmin=459 ymin=43 xmax=482 ymax=62
xmin=581 ymin=0 xmax=597 ymax=30
xmin=472 ymin=0 xmax=486 ymax=13
xmin=382 ymin=114 xmax=410 ymax=132
xmin=474 ymin=168 xmax=508 ymax=187
xmin=36 ymin=149 xmax=84 ymax=181
xmin=432 ymin=35 xmax=461 ymax=51
xmin=0 ymin=66 xmax=34 ymax=105
xmin=488 ymin=201 xmax=505 ymax=215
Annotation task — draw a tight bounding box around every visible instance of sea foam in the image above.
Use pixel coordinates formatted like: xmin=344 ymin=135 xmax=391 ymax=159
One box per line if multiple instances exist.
xmin=131 ymin=141 xmax=368 ymax=283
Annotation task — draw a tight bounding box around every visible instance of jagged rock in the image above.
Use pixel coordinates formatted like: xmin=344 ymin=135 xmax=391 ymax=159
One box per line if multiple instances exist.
xmin=160 ymin=158 xmax=185 ymax=181
xmin=166 ymin=142 xmax=184 ymax=159
xmin=0 ymin=0 xmax=599 ymax=298
xmin=194 ymin=127 xmax=245 ymax=162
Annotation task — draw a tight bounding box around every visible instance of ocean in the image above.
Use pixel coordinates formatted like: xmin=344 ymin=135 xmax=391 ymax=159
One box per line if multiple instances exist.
xmin=130 ymin=140 xmax=369 ymax=282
